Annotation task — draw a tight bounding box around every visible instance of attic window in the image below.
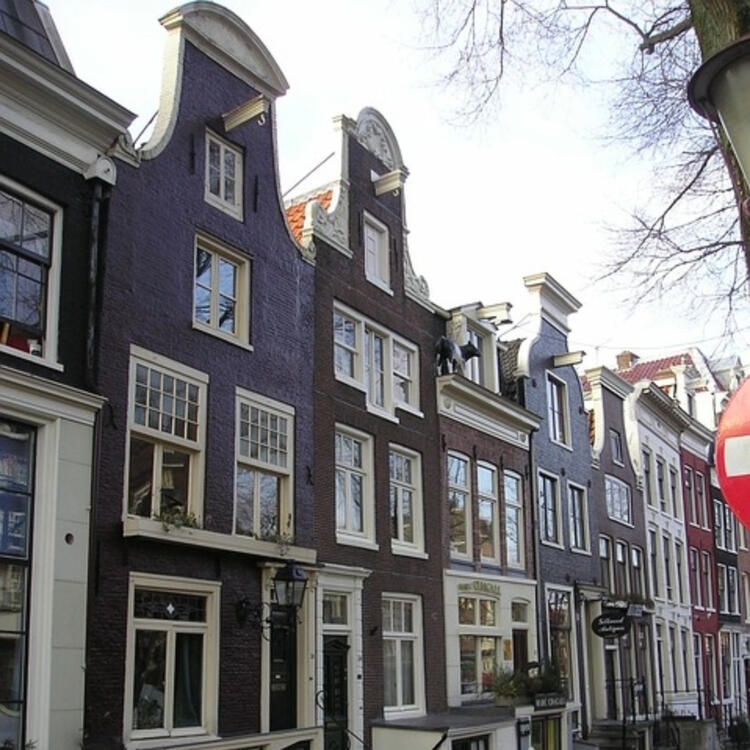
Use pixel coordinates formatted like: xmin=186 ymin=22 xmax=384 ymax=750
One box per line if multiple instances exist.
xmin=205 ymin=131 xmax=243 ymax=220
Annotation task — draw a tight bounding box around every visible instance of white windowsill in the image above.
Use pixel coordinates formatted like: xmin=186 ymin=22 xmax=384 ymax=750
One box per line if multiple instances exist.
xmin=336 ymin=531 xmax=379 ymax=551
xmin=392 ymin=544 xmax=428 ymax=559
xmin=365 ymin=274 xmax=394 ymax=295
xmin=192 ymin=322 xmax=253 ymax=351
xmin=0 ymin=343 xmax=64 ymax=371
xmin=123 ymin=516 xmax=316 ymax=564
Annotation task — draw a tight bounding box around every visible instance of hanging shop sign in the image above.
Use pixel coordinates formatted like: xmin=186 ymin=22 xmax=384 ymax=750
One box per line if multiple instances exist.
xmin=591 ymin=609 xmax=631 ymax=639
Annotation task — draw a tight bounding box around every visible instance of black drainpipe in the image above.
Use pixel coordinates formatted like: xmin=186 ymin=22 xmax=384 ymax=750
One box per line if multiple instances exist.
xmin=85 ymin=178 xmax=106 ymax=391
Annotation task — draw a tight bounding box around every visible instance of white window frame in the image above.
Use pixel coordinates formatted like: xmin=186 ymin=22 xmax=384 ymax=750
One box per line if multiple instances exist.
xmin=332 ymin=301 xmax=421 ymax=419
xmin=363 ymin=211 xmax=391 ymax=292
xmin=448 ymin=452 xmax=472 ymax=560
xmin=0 ymin=175 xmax=63 ymax=369
xmin=539 ymin=471 xmax=562 ymax=547
xmin=605 ymin=475 xmax=633 ymax=526
xmin=690 ymin=547 xmax=702 ymax=608
xmin=568 ymin=482 xmax=590 ymax=553
xmin=702 ymin=551 xmax=714 ymax=611
xmin=477 ymin=461 xmax=500 ymax=564
xmin=123 ymin=572 xmax=220 ymax=745
xmin=204 ymin=130 xmax=243 ymax=219
xmin=504 ymin=471 xmax=525 ymax=569
xmin=546 ymin=372 xmax=570 ymax=447
xmin=233 ymin=389 xmax=294 ymax=542
xmin=609 ymin=429 xmax=624 ymax=465
xmin=388 ymin=444 xmax=425 ymax=557
xmin=457 ymin=595 xmax=500 ymax=697
xmin=685 ymin=466 xmax=698 ymax=525
xmin=718 ymin=563 xmax=728 ymax=613
xmin=382 ymin=593 xmax=425 ymax=718
xmin=125 ymin=346 xmax=208 ymax=522
xmin=696 ymin=472 xmax=709 ymax=530
xmin=192 ymin=232 xmax=251 ymax=347
xmin=335 ymin=424 xmax=377 ymax=550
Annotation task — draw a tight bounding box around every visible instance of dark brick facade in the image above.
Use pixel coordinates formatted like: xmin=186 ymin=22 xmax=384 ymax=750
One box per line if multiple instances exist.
xmin=310 ymin=122 xmax=447 ymax=729
xmin=84 ymin=38 xmax=314 ymax=746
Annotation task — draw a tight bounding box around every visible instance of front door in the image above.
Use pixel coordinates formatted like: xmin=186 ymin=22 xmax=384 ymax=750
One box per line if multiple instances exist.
xmin=270 ymin=606 xmax=296 ymax=731
xmin=323 ymin=635 xmax=349 ymax=750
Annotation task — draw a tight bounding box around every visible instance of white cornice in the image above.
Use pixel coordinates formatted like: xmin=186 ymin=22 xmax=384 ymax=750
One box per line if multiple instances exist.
xmin=0 ymin=365 xmax=105 ymax=424
xmin=0 ymin=33 xmax=136 ymax=176
xmin=523 ymin=272 xmax=581 ymax=334
xmin=585 ymin=366 xmax=634 ymax=400
xmin=436 ymin=374 xmax=541 ymax=450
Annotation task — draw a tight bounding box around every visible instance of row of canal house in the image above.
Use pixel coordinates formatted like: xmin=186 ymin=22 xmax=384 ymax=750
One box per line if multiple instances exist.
xmin=1 ymin=2 xmax=749 ymax=750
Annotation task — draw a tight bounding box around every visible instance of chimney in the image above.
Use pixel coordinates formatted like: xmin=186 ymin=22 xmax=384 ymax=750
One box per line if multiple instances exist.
xmin=616 ymin=351 xmax=639 ymax=371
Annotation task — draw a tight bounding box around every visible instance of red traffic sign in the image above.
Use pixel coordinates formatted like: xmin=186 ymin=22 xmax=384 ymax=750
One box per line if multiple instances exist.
xmin=717 ymin=378 xmax=750 ymax=528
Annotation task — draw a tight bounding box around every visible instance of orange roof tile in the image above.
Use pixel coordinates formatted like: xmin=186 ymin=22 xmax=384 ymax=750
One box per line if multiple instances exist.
xmin=286 ymin=190 xmax=333 ymax=243
xmin=617 ymin=353 xmax=695 ymax=385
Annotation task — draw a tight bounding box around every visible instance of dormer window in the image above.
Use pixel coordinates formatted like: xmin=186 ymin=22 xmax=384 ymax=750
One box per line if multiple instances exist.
xmin=363 ymin=212 xmax=390 ymax=291
xmin=465 ymin=328 xmax=484 ymax=386
xmin=205 ymin=131 xmax=243 ymax=220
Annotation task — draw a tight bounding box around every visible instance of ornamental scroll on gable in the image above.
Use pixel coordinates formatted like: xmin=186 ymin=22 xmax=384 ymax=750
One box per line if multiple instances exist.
xmin=352 ymin=107 xmax=404 ymax=171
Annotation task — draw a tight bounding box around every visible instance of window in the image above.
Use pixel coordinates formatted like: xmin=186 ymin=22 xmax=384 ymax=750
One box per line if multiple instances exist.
xmin=656 ymin=458 xmax=666 ymax=511
xmin=675 ymin=541 xmax=684 ymax=603
xmin=631 ymin=547 xmax=645 ymax=598
xmin=0 ymin=180 xmax=61 ymax=364
xmin=504 ymin=471 xmax=524 ymax=569
xmin=382 ymin=595 xmax=424 ymax=715
xmin=205 ymin=130 xmax=242 ymax=218
xmin=568 ymin=484 xmax=588 ymax=552
xmin=0 ymin=420 xmax=34 ymax=749
xmin=365 ymin=327 xmax=385 ymax=408
xmin=696 ymin=473 xmax=708 ymax=529
xmin=610 ymin=429 xmax=623 ymax=464
xmin=702 ymin=551 xmax=713 ymax=610
xmin=728 ymin=567 xmax=738 ymax=614
xmin=615 ymin=541 xmax=628 ymax=596
xmin=546 ymin=373 xmax=569 ymax=445
xmin=539 ymin=472 xmax=560 ymax=545
xmin=333 ymin=309 xmax=357 ymax=379
xmin=724 ymin=504 xmax=736 ymax=551
xmin=599 ymin=537 xmax=612 ymax=592
xmin=685 ymin=467 xmax=697 ymax=524
xmin=605 ymin=475 xmax=633 ymax=525
xmin=363 ymin=212 xmax=390 ymax=290
xmin=744 ymin=573 xmax=750 ymax=622
xmin=715 ymin=499 xmax=725 ymax=549
xmin=663 ymin=536 xmax=673 ymax=600
xmin=389 ymin=445 xmax=424 ymax=555
xmin=458 ymin=596 xmax=499 ymax=695
xmin=669 ymin=467 xmax=679 ymax=518
xmin=448 ymin=454 xmax=471 ymax=558
xmin=234 ymin=391 xmax=294 ymax=541
xmin=548 ymin=589 xmax=573 ymax=699
xmin=477 ymin=463 xmax=499 ymax=562
xmin=690 ymin=547 xmax=702 ymax=607
xmin=126 ymin=348 xmax=207 ymax=521
xmin=332 ymin=302 xmax=420 ymax=417
xmin=642 ymin=450 xmax=652 ymax=505
xmin=193 ymin=233 xmax=250 ymax=345
xmin=649 ymin=529 xmax=660 ymax=598
xmin=125 ymin=574 xmax=219 ymax=742
xmin=718 ymin=564 xmax=727 ymax=612
xmin=335 ymin=426 xmax=376 ymax=548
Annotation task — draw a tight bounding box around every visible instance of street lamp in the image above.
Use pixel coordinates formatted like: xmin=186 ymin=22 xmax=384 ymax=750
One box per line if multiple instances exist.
xmin=688 ymin=36 xmax=750 ymax=187
xmin=235 ymin=560 xmax=308 ymax=632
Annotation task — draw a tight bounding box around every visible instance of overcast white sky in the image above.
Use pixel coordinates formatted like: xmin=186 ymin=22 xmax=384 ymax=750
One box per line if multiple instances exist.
xmin=45 ymin=0 xmax=750 ymax=367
